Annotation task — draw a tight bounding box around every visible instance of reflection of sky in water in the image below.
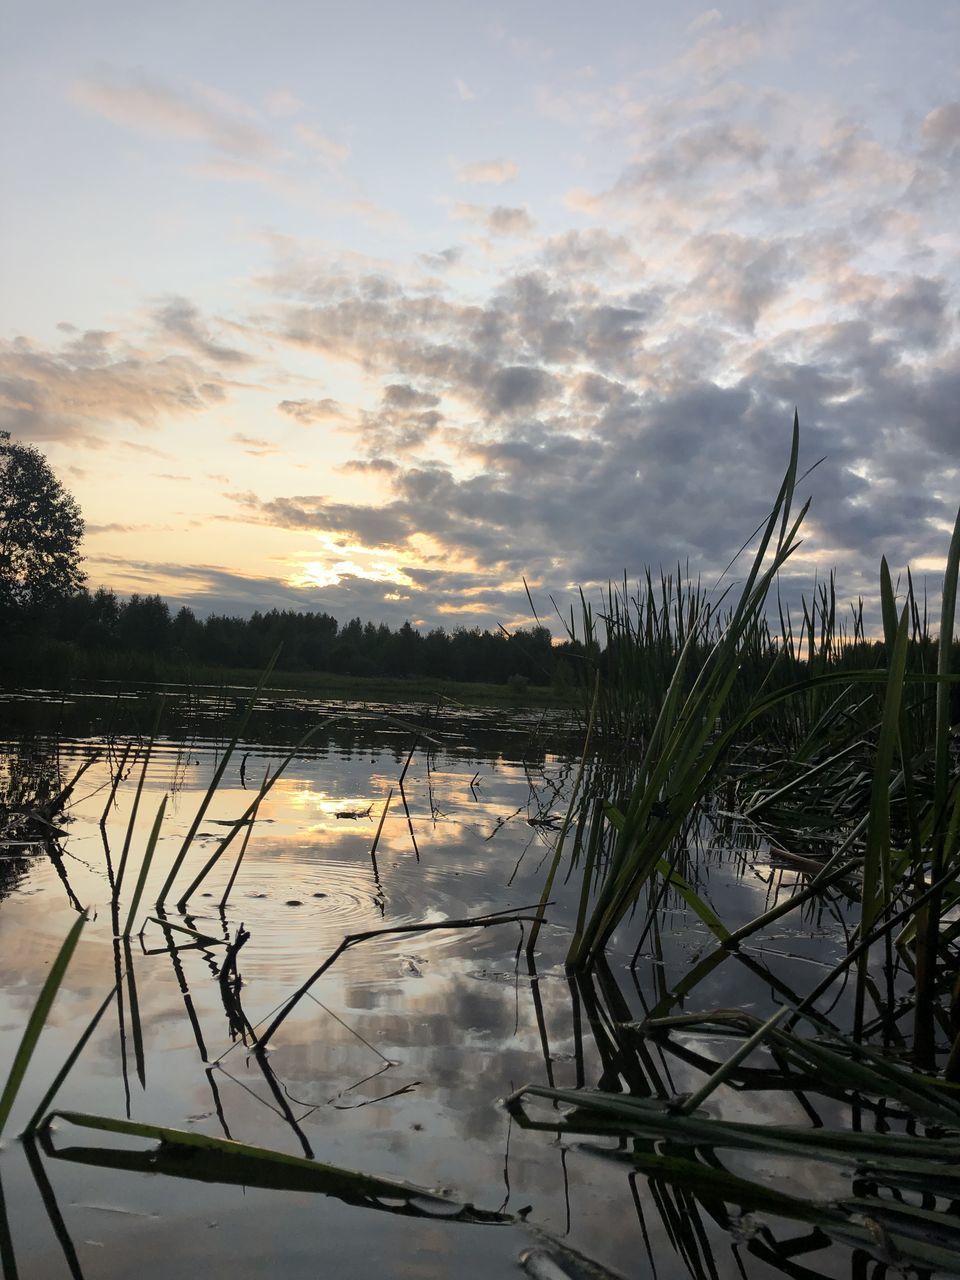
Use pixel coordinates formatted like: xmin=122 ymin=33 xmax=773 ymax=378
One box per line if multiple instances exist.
xmin=0 ymin=701 xmax=860 ymax=1279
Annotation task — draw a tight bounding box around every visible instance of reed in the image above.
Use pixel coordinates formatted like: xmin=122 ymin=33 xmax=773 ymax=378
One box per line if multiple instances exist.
xmin=0 ymin=915 xmax=86 ymax=1140
xmin=37 ymin=1111 xmax=512 ymax=1224
xmin=155 ymin=646 xmax=280 ymax=904
xmin=566 ymin=414 xmax=808 ymax=967
xmin=173 ymin=716 xmax=333 ymax=906
xmin=539 ymin=412 xmax=960 ymax=1100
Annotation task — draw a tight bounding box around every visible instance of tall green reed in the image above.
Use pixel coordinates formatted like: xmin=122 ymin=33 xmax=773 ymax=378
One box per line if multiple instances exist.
xmin=565 ymin=413 xmax=808 ymax=967
xmin=548 ymin=415 xmax=960 ymax=1074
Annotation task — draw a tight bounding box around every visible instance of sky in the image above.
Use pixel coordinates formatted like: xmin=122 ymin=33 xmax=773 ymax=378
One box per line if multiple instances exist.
xmin=2 ymin=0 xmax=958 ymax=635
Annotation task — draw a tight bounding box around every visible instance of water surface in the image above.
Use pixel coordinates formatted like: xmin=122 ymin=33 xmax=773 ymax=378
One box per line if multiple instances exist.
xmin=0 ymin=686 xmax=864 ymax=1279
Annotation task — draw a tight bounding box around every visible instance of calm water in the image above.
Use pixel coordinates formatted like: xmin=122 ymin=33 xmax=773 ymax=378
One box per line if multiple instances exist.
xmin=0 ymin=686 xmax=858 ymax=1280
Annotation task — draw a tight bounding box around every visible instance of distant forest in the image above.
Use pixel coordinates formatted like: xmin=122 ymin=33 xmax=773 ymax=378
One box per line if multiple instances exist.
xmin=3 ymin=587 xmax=584 ymax=688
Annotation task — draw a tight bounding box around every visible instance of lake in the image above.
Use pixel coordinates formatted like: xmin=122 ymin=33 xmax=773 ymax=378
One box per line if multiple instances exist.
xmin=0 ymin=685 xmax=884 ymax=1279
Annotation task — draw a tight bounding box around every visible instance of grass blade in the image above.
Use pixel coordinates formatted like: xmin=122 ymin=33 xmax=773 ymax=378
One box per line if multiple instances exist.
xmin=122 ymin=796 xmax=167 ymax=938
xmin=676 ymin=1006 xmax=787 ymax=1114
xmin=0 ymin=914 xmax=86 ymax=1139
xmin=24 ymin=985 xmax=117 ymax=1135
xmin=175 ymin=718 xmax=333 ymax=906
xmin=39 ymin=1111 xmax=511 ymax=1223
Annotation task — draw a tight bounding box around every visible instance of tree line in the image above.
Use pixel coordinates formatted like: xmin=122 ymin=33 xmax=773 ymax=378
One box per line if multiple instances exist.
xmin=7 ymin=586 xmax=583 ymax=688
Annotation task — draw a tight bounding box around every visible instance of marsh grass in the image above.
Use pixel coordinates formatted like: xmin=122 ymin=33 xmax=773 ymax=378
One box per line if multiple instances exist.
xmin=557 ymin=415 xmax=810 ymax=967
xmin=544 ymin=419 xmax=960 ymax=1060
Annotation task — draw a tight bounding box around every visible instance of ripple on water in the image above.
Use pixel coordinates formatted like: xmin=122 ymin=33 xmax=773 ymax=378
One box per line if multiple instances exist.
xmin=184 ymin=843 xmax=526 ymax=986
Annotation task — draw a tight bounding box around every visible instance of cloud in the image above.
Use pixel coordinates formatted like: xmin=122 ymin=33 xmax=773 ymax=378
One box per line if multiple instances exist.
xmin=455 ymin=158 xmax=519 ymax=185
xmin=0 ymin=329 xmax=230 ymax=445
xmin=230 ymin=491 xmax=415 ymax=547
xmin=921 ymin=101 xmax=960 ymax=155
xmin=483 ymin=365 xmax=556 ymax=414
xmin=341 ymin=457 xmax=398 ymax=474
xmin=418 ymin=246 xmax=464 ymax=272
xmin=683 ymin=233 xmax=792 ymax=331
xmin=872 ymin=277 xmax=948 ymax=351
xmin=541 ymin=229 xmax=639 ymax=277
xmin=88 ymin=554 xmax=410 ymax=621
xmin=86 ymin=522 xmax=151 ymax=535
xmin=72 ymin=72 xmax=275 ymax=159
xmin=152 ymin=297 xmax=252 ymax=365
xmin=355 ymin=384 xmax=444 ymax=454
xmin=187 ymin=157 xmax=295 ymax=192
xmin=277 ymin=397 xmax=348 ymax=424
xmin=680 ymin=20 xmax=764 ymax=78
xmin=229 ymin=433 xmax=281 ymax=456
xmin=97 ymin=556 xmax=464 ymax=629
xmin=452 ymin=203 xmax=535 ymax=236
xmin=236 ymin=177 xmax=960 ymax=632
xmin=688 ymin=9 xmax=721 ymax=33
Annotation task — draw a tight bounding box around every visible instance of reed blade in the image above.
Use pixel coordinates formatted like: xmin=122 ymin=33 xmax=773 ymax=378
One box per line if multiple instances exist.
xmin=0 ymin=914 xmax=86 ymax=1139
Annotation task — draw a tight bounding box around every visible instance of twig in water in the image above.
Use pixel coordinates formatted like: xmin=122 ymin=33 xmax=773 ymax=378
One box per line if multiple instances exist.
xmin=219 ymin=924 xmax=253 ymax=1042
xmin=258 ymin=907 xmax=545 ymax=1049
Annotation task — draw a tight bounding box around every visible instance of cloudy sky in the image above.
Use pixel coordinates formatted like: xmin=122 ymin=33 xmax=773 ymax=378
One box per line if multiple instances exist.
xmin=2 ymin=1 xmax=958 ymax=633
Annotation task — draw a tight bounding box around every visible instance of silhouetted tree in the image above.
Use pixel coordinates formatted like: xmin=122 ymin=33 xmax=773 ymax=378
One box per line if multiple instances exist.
xmin=171 ymin=605 xmax=202 ymax=658
xmin=0 ymin=433 xmax=84 ymax=615
xmin=118 ymin=594 xmax=171 ymax=653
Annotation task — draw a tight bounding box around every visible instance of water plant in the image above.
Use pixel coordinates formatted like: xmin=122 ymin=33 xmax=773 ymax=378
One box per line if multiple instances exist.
xmin=559 ymin=415 xmax=810 ymax=967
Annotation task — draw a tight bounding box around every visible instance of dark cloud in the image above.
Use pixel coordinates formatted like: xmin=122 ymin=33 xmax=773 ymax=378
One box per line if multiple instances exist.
xmin=382 ymin=384 xmax=440 ymax=410
xmin=37 ymin=73 xmax=960 ymax=638
xmin=229 ymin=491 xmax=415 ymax=547
xmin=483 ymin=365 xmax=557 ymax=414
xmin=572 ymin=372 xmax=632 ymax=406
xmin=872 ymin=277 xmax=950 ymax=351
xmin=89 ymin=556 xmax=434 ymax=628
xmin=243 ymin=202 xmax=960 ymax=630
xmin=354 ymin=384 xmax=446 ymax=456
